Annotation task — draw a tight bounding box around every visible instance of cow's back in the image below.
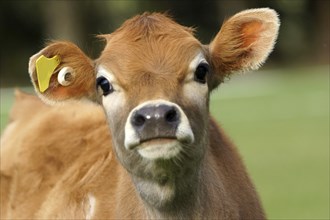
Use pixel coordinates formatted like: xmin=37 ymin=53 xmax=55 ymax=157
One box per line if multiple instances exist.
xmin=0 ymin=91 xmax=265 ymax=219
xmin=0 ymin=91 xmax=113 ymax=218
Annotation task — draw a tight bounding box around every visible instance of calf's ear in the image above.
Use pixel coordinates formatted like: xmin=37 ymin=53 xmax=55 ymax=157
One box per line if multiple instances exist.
xmin=28 ymin=41 xmax=97 ymax=105
xmin=209 ymin=8 xmax=280 ymax=89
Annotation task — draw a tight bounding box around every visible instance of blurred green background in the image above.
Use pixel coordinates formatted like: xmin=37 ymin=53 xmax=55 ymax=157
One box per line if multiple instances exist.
xmin=0 ymin=0 xmax=329 ymax=219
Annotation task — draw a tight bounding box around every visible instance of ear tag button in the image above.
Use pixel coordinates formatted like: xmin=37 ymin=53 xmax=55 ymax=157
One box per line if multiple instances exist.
xmin=35 ymin=55 xmax=61 ymax=92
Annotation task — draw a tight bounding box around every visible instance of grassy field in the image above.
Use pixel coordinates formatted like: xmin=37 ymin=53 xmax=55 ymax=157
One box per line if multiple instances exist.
xmin=1 ymin=66 xmax=329 ymax=219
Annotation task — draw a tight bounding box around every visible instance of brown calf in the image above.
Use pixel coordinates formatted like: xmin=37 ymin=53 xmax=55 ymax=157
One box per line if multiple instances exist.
xmin=1 ymin=9 xmax=279 ymax=219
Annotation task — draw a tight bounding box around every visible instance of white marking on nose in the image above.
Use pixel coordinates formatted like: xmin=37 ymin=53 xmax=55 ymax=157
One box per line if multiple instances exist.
xmin=124 ymin=100 xmax=194 ymax=159
xmin=146 ymin=115 xmax=151 ymax=119
xmin=86 ymin=193 xmax=96 ymax=220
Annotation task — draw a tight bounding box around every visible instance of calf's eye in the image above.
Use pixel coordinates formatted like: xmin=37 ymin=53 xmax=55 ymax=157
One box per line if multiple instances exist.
xmin=194 ymin=63 xmax=209 ymax=84
xmin=96 ymin=76 xmax=113 ymax=96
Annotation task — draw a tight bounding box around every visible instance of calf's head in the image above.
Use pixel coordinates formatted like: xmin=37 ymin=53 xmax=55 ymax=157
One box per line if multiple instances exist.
xmin=29 ymin=9 xmax=279 ymax=180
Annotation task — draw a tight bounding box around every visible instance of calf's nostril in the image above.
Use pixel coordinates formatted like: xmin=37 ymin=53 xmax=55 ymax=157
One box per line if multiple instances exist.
xmin=165 ymin=108 xmax=178 ymax=123
xmin=132 ymin=114 xmax=146 ymax=127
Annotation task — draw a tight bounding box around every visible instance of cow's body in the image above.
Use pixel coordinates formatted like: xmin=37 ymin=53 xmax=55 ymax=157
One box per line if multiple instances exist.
xmin=1 ymin=9 xmax=279 ymax=219
xmin=1 ymin=92 xmax=262 ymax=219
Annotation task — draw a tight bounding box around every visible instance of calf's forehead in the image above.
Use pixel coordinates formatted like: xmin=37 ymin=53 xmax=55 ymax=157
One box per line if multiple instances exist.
xmin=96 ymin=13 xmax=204 ymax=88
xmin=99 ymin=39 xmax=202 ymax=82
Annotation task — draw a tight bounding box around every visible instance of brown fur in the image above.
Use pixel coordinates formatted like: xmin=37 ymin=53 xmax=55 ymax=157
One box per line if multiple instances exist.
xmin=98 ymin=13 xmax=200 ymax=99
xmin=1 ymin=9 xmax=280 ymax=219
xmin=1 ymin=92 xmax=263 ymax=219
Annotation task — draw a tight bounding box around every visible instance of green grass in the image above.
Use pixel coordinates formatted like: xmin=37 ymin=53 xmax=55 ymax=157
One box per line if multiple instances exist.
xmin=0 ymin=88 xmax=14 ymax=131
xmin=1 ymin=66 xmax=329 ymax=219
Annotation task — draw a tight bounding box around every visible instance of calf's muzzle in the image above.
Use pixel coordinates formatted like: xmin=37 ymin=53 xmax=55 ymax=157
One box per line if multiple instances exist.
xmin=124 ymin=100 xmax=195 ymax=153
xmin=131 ymin=104 xmax=180 ymax=142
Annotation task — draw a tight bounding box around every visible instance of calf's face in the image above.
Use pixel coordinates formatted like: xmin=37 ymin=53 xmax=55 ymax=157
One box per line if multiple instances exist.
xmin=28 ymin=9 xmax=279 ymax=176
xmin=95 ymin=15 xmax=211 ymax=173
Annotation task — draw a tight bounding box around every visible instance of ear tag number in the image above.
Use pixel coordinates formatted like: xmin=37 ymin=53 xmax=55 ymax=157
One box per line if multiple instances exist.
xmin=36 ymin=55 xmax=61 ymax=92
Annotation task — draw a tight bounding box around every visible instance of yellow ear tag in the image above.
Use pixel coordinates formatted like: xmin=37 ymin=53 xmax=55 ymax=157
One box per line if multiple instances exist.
xmin=35 ymin=55 xmax=61 ymax=92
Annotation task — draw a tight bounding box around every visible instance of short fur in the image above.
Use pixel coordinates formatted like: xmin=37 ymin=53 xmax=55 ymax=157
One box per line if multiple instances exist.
xmin=1 ymin=9 xmax=279 ymax=219
xmin=1 ymin=92 xmax=263 ymax=219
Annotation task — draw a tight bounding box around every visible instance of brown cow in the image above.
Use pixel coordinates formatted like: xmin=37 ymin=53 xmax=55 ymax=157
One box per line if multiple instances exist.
xmin=1 ymin=9 xmax=279 ymax=219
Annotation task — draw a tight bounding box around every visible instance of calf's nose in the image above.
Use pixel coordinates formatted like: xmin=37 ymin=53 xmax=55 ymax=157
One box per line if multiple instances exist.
xmin=131 ymin=104 xmax=180 ymax=140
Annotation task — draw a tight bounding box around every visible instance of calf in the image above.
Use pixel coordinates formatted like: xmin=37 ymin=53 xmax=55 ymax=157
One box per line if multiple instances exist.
xmin=1 ymin=9 xmax=279 ymax=219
